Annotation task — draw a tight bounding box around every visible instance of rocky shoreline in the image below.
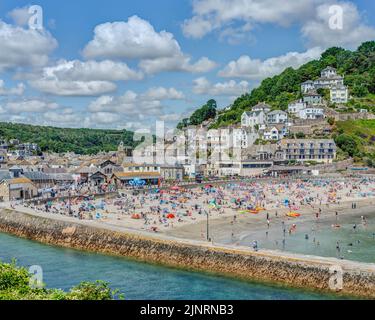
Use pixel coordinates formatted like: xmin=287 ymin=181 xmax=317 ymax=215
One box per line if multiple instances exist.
xmin=0 ymin=209 xmax=374 ymax=299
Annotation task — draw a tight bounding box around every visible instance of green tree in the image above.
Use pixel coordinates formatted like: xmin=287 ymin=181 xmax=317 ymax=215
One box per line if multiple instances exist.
xmin=334 ymin=134 xmax=359 ymax=157
xmin=178 ymin=99 xmax=217 ymax=128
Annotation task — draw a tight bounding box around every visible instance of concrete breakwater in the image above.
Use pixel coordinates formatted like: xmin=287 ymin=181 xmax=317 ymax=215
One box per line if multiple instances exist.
xmin=0 ymin=209 xmax=374 ymax=298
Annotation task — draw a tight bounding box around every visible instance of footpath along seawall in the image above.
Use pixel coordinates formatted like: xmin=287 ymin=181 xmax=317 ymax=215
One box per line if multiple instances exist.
xmin=0 ymin=209 xmax=374 ymax=298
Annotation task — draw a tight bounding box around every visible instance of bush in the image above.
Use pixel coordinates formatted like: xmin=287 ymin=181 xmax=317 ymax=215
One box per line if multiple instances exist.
xmin=295 ymin=132 xmax=306 ymax=139
xmin=334 ymin=134 xmax=360 ymax=157
xmin=0 ymin=261 xmax=118 ymax=300
xmin=327 ymin=117 xmax=335 ymax=126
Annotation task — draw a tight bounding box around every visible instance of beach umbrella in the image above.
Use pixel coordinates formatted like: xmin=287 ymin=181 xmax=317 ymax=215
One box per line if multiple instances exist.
xmin=167 ymin=213 xmax=175 ymax=219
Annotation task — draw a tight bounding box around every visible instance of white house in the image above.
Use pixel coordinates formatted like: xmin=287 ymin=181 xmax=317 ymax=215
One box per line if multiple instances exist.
xmin=321 ymin=66 xmax=337 ymax=78
xmin=288 ymin=100 xmax=307 ymax=115
xmin=303 ymin=90 xmax=323 ymax=105
xmin=301 ymin=80 xmax=315 ymax=93
xmin=232 ymin=128 xmax=259 ymax=149
xmin=241 ymin=111 xmax=266 ymax=128
xmin=267 ymin=110 xmax=288 ymax=124
xmin=298 ymin=107 xmax=324 ymax=120
xmin=252 ymin=102 xmax=271 ymax=114
xmin=330 ymin=85 xmax=349 ymax=104
xmin=263 ymin=127 xmax=280 ymax=141
xmin=314 ymin=66 xmax=344 ymax=89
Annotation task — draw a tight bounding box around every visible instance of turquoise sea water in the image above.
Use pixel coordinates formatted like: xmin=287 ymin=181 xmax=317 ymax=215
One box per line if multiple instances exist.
xmin=224 ymin=213 xmax=375 ymax=263
xmin=0 ymin=232 xmax=344 ymax=300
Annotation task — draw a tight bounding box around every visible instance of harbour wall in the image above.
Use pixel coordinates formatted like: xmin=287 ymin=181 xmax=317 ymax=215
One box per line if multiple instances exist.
xmin=0 ymin=209 xmax=374 ymax=298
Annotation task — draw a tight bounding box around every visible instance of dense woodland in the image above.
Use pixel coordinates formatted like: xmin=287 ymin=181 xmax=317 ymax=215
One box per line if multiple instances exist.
xmin=0 ymin=123 xmax=136 ymax=155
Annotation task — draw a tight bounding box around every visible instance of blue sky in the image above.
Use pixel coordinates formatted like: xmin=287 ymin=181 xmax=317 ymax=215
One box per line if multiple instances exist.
xmin=0 ymin=0 xmax=374 ymax=130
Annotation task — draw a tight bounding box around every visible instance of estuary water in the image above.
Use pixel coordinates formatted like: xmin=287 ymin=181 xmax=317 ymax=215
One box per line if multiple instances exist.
xmin=0 ymin=232 xmax=344 ymax=300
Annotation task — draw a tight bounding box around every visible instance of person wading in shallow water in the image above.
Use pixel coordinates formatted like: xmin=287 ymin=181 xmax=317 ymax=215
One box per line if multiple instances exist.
xmin=252 ymin=240 xmax=258 ymax=252
xmin=336 ymin=241 xmax=341 ymax=258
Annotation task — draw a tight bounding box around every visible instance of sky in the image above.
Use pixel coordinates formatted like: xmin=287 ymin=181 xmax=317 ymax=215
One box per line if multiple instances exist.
xmin=0 ymin=0 xmax=374 ymax=131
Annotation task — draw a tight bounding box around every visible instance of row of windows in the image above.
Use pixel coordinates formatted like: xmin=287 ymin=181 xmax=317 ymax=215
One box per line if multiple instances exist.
xmin=243 ymin=163 xmax=273 ymax=168
xmin=287 ymin=155 xmax=334 ymax=160
xmin=286 ymin=143 xmax=334 ymax=148
xmin=130 ymin=166 xmax=159 ymax=171
xmin=285 ymin=149 xmax=335 ymax=154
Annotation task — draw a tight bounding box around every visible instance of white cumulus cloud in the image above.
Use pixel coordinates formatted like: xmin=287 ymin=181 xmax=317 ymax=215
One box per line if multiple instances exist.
xmin=302 ymin=2 xmax=375 ymax=49
xmin=5 ymin=99 xmax=59 ymax=114
xmin=0 ymin=80 xmax=25 ymax=96
xmin=83 ymin=15 xmax=181 ymax=60
xmin=193 ymin=77 xmax=251 ymax=96
xmin=0 ymin=20 xmax=57 ymax=71
xmin=28 ymin=59 xmax=143 ymax=96
xmin=218 ymin=47 xmax=323 ymax=80
xmin=182 ymin=0 xmax=375 ymax=49
xmin=139 ymin=55 xmax=217 ymax=74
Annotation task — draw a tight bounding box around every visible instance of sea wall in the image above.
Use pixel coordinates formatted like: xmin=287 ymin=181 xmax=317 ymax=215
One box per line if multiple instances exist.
xmin=0 ymin=209 xmax=374 ymax=298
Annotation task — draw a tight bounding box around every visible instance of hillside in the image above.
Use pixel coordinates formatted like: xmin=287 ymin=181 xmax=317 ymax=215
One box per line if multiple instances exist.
xmin=0 ymin=122 xmax=136 ymax=155
xmin=211 ymin=41 xmax=375 ymax=128
xmin=334 ymin=119 xmax=375 ymax=167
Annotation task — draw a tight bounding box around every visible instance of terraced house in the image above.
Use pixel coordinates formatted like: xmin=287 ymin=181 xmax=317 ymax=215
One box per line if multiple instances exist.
xmin=281 ymin=139 xmax=337 ymax=164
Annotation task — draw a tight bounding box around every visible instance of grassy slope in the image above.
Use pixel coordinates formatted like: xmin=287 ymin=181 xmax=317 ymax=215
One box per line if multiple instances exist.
xmin=335 ymin=119 xmax=375 ymax=160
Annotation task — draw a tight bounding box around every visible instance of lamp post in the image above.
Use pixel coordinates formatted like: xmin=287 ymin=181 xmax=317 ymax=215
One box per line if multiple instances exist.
xmin=206 ymin=210 xmax=210 ymax=242
xmin=68 ymin=190 xmax=72 ymax=216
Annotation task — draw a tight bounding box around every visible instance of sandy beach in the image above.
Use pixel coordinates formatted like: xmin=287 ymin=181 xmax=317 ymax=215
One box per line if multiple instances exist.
xmin=5 ymin=177 xmax=374 ymax=257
